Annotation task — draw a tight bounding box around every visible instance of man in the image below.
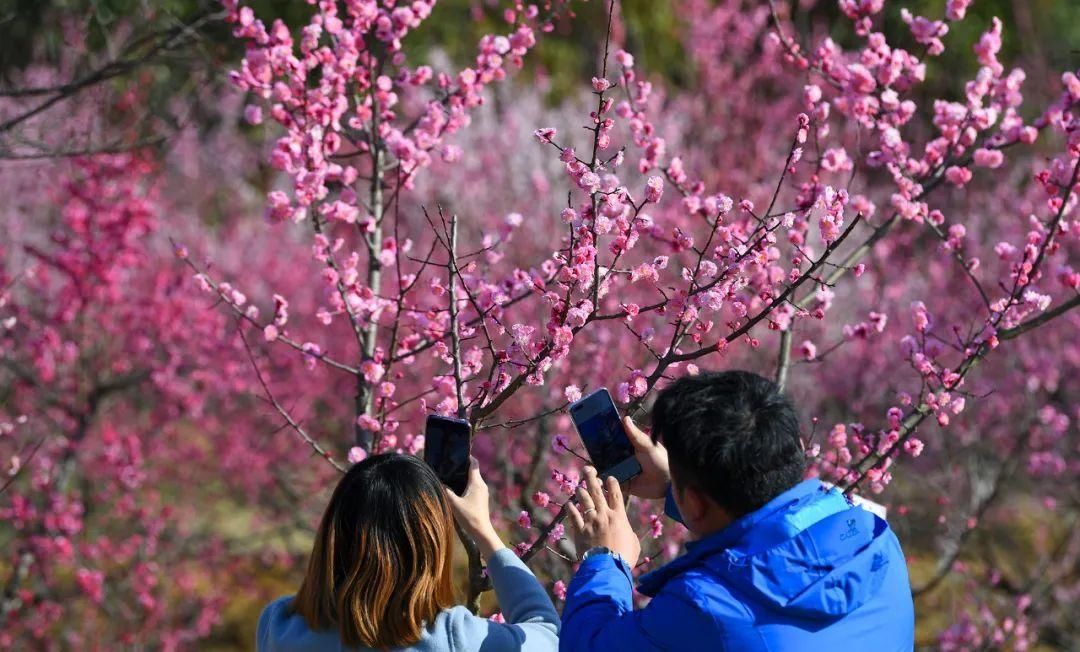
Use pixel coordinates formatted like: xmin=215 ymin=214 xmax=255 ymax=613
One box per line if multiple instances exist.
xmin=561 ymin=370 xmax=914 ymax=650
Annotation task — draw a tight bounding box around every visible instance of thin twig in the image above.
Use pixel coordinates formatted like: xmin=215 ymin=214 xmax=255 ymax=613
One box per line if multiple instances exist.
xmin=237 ymin=323 xmax=346 ymax=473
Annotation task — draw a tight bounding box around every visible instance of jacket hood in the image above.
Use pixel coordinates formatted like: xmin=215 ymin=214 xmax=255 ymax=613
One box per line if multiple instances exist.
xmin=639 ymin=479 xmax=895 ymax=620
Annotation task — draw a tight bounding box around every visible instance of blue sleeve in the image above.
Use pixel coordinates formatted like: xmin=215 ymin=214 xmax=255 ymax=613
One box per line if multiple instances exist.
xmin=256 ymin=596 xmax=290 ymax=652
xmin=560 ymin=553 xmax=717 ymax=652
xmin=255 ymin=600 xmax=270 ymax=652
xmin=664 ymin=484 xmax=684 ymax=524
xmin=450 ymin=548 xmax=559 ymax=651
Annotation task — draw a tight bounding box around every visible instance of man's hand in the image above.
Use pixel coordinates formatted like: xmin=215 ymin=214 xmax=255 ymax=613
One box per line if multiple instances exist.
xmin=623 ymin=416 xmax=670 ymax=500
xmin=568 ymin=466 xmax=641 ymax=567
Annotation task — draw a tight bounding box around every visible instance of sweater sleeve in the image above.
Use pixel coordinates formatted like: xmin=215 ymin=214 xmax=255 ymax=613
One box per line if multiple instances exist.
xmin=449 ymin=548 xmax=559 ymax=652
xmin=256 ymin=595 xmax=304 ymax=652
xmin=487 ymin=548 xmax=560 ymax=629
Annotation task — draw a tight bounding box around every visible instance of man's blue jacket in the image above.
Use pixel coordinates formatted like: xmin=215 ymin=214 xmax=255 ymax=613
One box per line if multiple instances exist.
xmin=561 ymin=479 xmax=914 ymax=650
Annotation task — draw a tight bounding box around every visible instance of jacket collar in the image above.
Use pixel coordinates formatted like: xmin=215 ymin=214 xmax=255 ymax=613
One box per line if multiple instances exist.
xmin=638 ymin=479 xmax=834 ymax=596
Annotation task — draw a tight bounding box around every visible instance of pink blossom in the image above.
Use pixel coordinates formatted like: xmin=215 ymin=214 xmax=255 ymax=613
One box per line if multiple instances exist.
xmin=441 ymin=145 xmax=462 ymax=162
xmin=901 ymin=10 xmax=948 ymax=55
xmin=347 ymin=447 xmax=368 ymax=464
xmin=945 ymin=166 xmax=972 ymax=186
xmin=243 ymin=104 xmax=263 ymax=125
xmin=973 ymin=148 xmax=1004 ymax=168
xmin=974 ymin=18 xmax=1004 ymax=72
xmin=517 ymin=510 xmax=532 ymax=528
xmin=945 ymin=0 xmax=973 ymax=20
xmin=645 ymin=176 xmax=664 ymax=203
xmin=75 ymin=569 xmax=105 ymax=604
xmin=356 ymin=414 xmax=382 ymax=433
xmin=649 ymin=514 xmax=663 ymax=538
xmin=630 ymin=263 xmax=659 ymax=284
xmin=552 ymin=580 xmax=567 ymax=601
xmin=552 ymin=325 xmax=574 ymax=348
xmin=266 ymin=190 xmax=292 ymax=222
xmin=829 ymin=424 xmax=848 ymax=449
xmin=361 ymin=360 xmax=385 ymax=383
xmin=591 ymin=77 xmax=611 ymax=92
xmin=821 ymin=148 xmax=853 ymax=172
xmin=839 ymin=0 xmax=884 ymax=18
xmin=577 ymin=171 xmax=601 ymax=193
xmin=192 ymin=273 xmax=212 ymax=293
xmin=534 ymin=128 xmax=556 ymax=144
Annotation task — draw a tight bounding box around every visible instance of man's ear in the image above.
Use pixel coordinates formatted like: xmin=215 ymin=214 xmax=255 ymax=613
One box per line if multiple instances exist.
xmin=679 ymin=484 xmax=709 ymax=523
xmin=683 ymin=485 xmax=737 ymax=536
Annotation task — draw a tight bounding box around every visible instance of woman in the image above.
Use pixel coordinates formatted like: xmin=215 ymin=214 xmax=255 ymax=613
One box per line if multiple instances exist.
xmin=257 ymin=453 xmax=560 ymax=651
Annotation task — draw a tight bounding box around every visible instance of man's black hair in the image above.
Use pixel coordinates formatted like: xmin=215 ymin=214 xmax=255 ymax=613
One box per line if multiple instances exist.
xmin=650 ymin=369 xmax=805 ymax=517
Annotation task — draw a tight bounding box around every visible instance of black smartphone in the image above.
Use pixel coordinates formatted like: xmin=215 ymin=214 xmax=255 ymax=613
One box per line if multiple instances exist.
xmin=423 ymin=415 xmax=472 ymax=496
xmin=568 ymin=388 xmax=642 ymax=482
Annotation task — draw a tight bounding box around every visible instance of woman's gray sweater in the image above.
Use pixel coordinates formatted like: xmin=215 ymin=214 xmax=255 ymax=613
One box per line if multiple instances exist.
xmin=256 ymin=548 xmax=560 ymax=652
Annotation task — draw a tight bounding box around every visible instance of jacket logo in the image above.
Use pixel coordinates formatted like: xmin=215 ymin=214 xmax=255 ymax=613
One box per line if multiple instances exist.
xmin=839 ymin=518 xmax=859 ymax=541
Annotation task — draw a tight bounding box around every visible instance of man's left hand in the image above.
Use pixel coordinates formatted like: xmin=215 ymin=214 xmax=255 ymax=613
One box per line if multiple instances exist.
xmin=568 ymin=466 xmax=641 ymax=567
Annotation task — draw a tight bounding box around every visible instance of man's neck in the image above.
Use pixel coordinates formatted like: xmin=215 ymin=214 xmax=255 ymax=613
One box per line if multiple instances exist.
xmin=688 ymin=511 xmax=733 ymax=541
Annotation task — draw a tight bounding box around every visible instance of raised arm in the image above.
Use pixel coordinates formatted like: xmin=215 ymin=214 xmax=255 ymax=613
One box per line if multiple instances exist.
xmin=445 ymin=458 xmax=560 ymax=651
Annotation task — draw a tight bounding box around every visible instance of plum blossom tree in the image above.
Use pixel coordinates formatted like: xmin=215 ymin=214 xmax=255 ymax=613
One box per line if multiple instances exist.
xmin=184 ymin=0 xmax=1080 ymax=634
xmin=0 ymin=7 xmax=222 ymax=161
xmin=0 ymin=153 xmax=234 ymax=647
xmin=2 ymin=0 xmax=1079 ymax=647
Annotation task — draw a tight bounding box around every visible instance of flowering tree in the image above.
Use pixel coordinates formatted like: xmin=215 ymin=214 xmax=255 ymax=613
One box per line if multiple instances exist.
xmin=2 ymin=0 xmax=1079 ymax=647
xmin=190 ymin=0 xmax=606 ymax=605
xmin=0 ymin=6 xmax=222 ymax=161
xmin=0 ymin=154 xmax=228 ymax=647
xmin=182 ymin=0 xmax=1080 ymax=633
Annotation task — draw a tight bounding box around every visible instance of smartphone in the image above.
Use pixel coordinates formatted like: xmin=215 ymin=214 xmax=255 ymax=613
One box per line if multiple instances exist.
xmin=423 ymin=415 xmax=472 ymax=496
xmin=568 ymin=388 xmax=642 ymax=483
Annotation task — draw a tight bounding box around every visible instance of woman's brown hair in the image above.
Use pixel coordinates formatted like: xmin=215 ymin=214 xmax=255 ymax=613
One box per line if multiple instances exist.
xmin=292 ymin=453 xmax=456 ymax=648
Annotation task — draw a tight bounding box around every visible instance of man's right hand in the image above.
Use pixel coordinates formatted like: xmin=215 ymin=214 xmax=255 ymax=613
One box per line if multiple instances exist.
xmin=623 ymin=416 xmax=670 ymax=499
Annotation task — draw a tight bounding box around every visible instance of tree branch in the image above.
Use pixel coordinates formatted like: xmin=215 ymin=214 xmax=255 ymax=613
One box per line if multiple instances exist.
xmin=237 ymin=324 xmax=346 ymax=474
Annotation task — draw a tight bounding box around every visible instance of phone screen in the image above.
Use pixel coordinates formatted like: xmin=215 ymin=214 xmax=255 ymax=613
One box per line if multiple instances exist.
xmin=570 ymin=389 xmax=642 ymax=482
xmin=424 ymin=415 xmax=471 ymax=496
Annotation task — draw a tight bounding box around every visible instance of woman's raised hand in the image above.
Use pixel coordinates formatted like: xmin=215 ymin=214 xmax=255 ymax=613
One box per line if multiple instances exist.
xmin=444 ymin=457 xmax=506 ymax=560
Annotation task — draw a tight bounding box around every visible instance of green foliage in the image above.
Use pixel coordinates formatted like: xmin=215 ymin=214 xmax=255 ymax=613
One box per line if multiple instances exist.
xmin=0 ymin=0 xmax=55 ymax=78
xmin=4 ymin=0 xmax=1073 ymax=113
xmin=797 ymin=0 xmax=1077 ymax=102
